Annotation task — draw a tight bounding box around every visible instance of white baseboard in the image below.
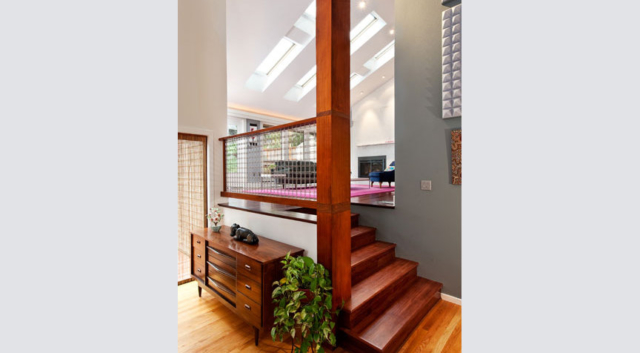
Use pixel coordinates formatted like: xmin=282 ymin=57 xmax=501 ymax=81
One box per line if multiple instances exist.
xmin=441 ymin=293 xmax=462 ymax=306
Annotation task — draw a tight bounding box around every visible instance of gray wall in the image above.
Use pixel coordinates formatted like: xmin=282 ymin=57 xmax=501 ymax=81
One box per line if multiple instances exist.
xmin=352 ymin=0 xmax=462 ymax=298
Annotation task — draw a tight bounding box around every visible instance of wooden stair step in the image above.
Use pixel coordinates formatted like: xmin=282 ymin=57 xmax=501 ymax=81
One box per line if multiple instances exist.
xmin=341 ymin=258 xmax=418 ymax=329
xmin=351 ymin=213 xmax=360 ymax=228
xmin=351 ymin=226 xmax=377 ymax=251
xmin=351 ymin=241 xmax=396 ymax=285
xmin=339 ymin=277 xmax=443 ymax=353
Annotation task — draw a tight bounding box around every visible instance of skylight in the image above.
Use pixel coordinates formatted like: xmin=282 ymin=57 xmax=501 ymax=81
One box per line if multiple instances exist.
xmin=298 ymin=66 xmax=317 ymax=87
xmin=350 ymin=12 xmax=386 ymax=54
xmin=350 ymin=73 xmax=364 ymax=89
xmin=284 ymin=10 xmax=388 ymax=102
xmin=256 ymin=38 xmax=297 ymax=76
xmin=284 ymin=66 xmax=317 ymax=102
xmin=246 ymin=1 xmax=317 ymax=92
xmin=363 ymin=40 xmax=395 ymax=72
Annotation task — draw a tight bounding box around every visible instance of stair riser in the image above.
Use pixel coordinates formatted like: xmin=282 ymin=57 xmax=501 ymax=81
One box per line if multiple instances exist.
xmin=338 ymin=291 xmax=442 ymax=353
xmin=342 ymin=267 xmax=418 ymax=329
xmin=351 ymin=214 xmax=359 ymax=228
xmin=351 ymin=248 xmax=395 ymax=285
xmin=351 ymin=230 xmax=376 ymax=250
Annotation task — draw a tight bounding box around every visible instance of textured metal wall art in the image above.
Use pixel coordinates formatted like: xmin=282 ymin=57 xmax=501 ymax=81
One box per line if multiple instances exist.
xmin=451 ymin=130 xmax=461 ymax=185
xmin=442 ymin=4 xmax=462 ymax=119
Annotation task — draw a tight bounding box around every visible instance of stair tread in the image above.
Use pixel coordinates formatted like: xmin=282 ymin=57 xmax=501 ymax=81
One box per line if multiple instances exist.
xmin=351 ymin=241 xmax=396 ymax=267
xmin=345 ymin=258 xmax=418 ymax=313
xmin=351 ymin=226 xmax=376 ymax=237
xmin=343 ymin=277 xmax=443 ymax=353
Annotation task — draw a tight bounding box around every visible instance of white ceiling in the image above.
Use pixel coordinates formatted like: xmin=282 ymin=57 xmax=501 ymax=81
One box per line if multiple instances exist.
xmin=226 ymin=0 xmax=395 ymax=120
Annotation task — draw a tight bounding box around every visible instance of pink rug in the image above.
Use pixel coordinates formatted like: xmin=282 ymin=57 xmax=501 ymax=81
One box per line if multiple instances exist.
xmin=246 ymin=184 xmax=394 ymax=198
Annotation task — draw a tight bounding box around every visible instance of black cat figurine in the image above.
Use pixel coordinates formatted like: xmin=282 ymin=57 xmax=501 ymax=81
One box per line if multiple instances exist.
xmin=229 ymin=223 xmax=259 ymax=244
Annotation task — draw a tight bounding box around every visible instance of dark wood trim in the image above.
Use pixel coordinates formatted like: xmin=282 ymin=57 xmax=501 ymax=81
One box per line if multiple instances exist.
xmin=316 ymin=109 xmax=350 ymax=120
xmin=222 ymin=141 xmax=227 ymax=192
xmin=220 ymin=192 xmax=318 ymax=209
xmin=218 ymin=117 xmax=317 ymax=141
xmin=218 ymin=201 xmax=318 ymax=224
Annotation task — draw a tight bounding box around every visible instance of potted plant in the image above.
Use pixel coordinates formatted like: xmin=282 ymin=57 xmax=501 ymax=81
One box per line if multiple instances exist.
xmin=206 ymin=207 xmax=223 ymax=232
xmin=271 ymin=252 xmax=342 ymax=353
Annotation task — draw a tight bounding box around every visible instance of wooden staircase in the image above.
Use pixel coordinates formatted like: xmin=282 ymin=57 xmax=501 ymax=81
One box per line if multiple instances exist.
xmin=338 ymin=214 xmax=443 ymax=353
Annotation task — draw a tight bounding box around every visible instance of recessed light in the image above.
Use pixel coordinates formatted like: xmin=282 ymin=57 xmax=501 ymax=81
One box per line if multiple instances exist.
xmin=359 ymin=1 xmax=366 ymax=9
xmin=382 ymin=75 xmax=386 ymax=79
xmin=389 ymin=28 xmax=395 ymax=35
xmin=360 ymin=91 xmax=364 ymax=95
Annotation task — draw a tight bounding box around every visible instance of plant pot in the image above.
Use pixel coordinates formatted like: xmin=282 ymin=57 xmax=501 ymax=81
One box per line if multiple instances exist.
xmin=211 ymin=225 xmax=221 ymax=233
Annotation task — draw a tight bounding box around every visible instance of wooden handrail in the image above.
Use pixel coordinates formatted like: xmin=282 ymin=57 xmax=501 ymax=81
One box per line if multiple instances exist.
xmin=218 ymin=117 xmax=317 ymax=141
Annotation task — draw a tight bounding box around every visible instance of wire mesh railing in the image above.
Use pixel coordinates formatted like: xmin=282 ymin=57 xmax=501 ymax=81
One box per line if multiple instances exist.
xmin=223 ymin=118 xmax=318 ymax=201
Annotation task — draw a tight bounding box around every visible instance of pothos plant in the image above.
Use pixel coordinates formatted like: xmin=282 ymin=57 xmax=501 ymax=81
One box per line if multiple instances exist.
xmin=271 ymin=252 xmax=342 ymax=353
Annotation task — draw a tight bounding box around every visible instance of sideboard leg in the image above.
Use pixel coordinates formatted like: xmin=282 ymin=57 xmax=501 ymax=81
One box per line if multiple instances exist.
xmin=254 ymin=327 xmax=259 ymax=346
xmin=197 ymin=285 xmax=202 ymax=298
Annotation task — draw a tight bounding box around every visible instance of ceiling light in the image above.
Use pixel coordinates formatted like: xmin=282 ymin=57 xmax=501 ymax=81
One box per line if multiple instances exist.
xmin=389 ymin=29 xmax=395 ymax=35
xmin=360 ymin=91 xmax=364 ymax=95
xmin=350 ymin=12 xmax=387 ymax=54
xmin=359 ymin=1 xmax=366 ymax=9
xmin=382 ymin=75 xmax=386 ymax=79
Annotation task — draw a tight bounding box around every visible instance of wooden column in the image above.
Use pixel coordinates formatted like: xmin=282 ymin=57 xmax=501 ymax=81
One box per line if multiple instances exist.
xmin=316 ymin=0 xmax=351 ymax=308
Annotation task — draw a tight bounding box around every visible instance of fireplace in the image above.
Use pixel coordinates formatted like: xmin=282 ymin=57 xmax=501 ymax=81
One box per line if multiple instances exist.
xmin=358 ymin=156 xmax=386 ymax=178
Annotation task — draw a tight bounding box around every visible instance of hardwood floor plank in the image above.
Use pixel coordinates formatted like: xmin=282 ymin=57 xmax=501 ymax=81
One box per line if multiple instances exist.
xmin=178 ymin=281 xmax=460 ymax=353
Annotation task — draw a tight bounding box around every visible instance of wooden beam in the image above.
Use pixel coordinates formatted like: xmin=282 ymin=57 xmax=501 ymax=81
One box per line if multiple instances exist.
xmin=315 ymin=0 xmax=351 ymax=310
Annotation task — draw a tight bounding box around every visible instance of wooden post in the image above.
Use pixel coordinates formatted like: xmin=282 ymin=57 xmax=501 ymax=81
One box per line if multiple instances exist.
xmin=315 ymin=0 xmax=351 ymax=309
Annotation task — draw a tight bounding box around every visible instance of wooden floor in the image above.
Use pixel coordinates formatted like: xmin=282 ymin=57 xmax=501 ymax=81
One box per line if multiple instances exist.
xmin=178 ymin=281 xmax=460 ymax=353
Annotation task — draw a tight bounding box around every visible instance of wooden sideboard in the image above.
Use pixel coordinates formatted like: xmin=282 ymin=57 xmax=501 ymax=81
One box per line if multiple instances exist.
xmin=191 ymin=226 xmax=304 ymax=346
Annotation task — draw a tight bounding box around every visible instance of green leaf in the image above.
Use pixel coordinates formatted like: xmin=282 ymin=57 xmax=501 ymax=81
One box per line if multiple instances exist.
xmin=290 ymin=328 xmax=296 ymax=339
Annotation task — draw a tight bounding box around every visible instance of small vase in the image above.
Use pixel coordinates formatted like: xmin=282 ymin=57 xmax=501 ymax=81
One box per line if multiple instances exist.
xmin=211 ymin=225 xmax=222 ymax=233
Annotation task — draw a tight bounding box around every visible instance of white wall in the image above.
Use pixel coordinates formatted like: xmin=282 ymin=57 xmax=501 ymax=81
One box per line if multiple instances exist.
xmin=221 ymin=207 xmax=318 ymax=261
xmin=351 ymin=79 xmax=396 ymax=176
xmin=178 ymin=0 xmax=228 ymax=207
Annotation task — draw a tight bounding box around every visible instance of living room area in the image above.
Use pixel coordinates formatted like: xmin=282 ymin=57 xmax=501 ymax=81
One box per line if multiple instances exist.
xmin=224 ymin=0 xmax=397 ymax=208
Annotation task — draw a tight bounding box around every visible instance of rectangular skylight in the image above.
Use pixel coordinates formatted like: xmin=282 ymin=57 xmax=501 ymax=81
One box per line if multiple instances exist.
xmin=256 ymin=38 xmax=297 ymax=76
xmin=298 ymin=66 xmax=317 ymax=87
xmin=350 ymin=73 xmax=364 ymax=89
xmin=364 ymin=40 xmax=395 ymax=72
xmin=350 ymin=12 xmax=386 ymax=54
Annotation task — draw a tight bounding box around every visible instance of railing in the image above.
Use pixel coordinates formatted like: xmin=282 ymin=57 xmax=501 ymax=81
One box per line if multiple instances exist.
xmin=220 ymin=117 xmax=318 ymax=207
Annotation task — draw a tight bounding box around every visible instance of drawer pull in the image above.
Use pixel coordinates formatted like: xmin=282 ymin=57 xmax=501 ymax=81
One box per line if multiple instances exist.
xmin=197 ymin=268 xmax=201 ymax=273
xmin=244 ymin=304 xmax=251 ymax=310
xmin=207 ymin=261 xmax=235 ymax=279
xmin=207 ymin=246 xmax=235 ymax=261
xmin=245 ymin=284 xmax=251 ymax=290
xmin=197 ymin=254 xmax=201 ymax=258
xmin=196 ymin=240 xmax=201 ymax=244
xmin=244 ymin=264 xmax=251 ymax=271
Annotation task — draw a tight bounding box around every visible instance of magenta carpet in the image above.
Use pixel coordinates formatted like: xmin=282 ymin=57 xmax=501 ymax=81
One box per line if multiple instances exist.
xmin=246 ymin=184 xmax=394 ymax=198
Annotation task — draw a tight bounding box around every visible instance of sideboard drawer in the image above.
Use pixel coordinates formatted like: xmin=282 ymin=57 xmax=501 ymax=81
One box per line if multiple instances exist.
xmin=192 ymin=235 xmax=205 ymax=251
xmin=237 ymin=254 xmax=262 ymax=284
xmin=237 ymin=274 xmax=262 ymax=305
xmin=237 ymin=293 xmax=261 ymax=328
xmin=207 ymin=256 xmax=236 ymax=277
xmin=193 ymin=261 xmax=206 ymax=281
xmin=207 ymin=261 xmax=236 ymax=292
xmin=193 ymin=246 xmax=206 ymax=264
xmin=207 ymin=246 xmax=236 ymax=268
xmin=207 ymin=277 xmax=236 ymax=305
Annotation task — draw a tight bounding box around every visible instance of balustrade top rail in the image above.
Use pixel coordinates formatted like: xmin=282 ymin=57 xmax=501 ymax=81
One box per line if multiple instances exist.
xmin=218 ymin=117 xmax=317 ymax=141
